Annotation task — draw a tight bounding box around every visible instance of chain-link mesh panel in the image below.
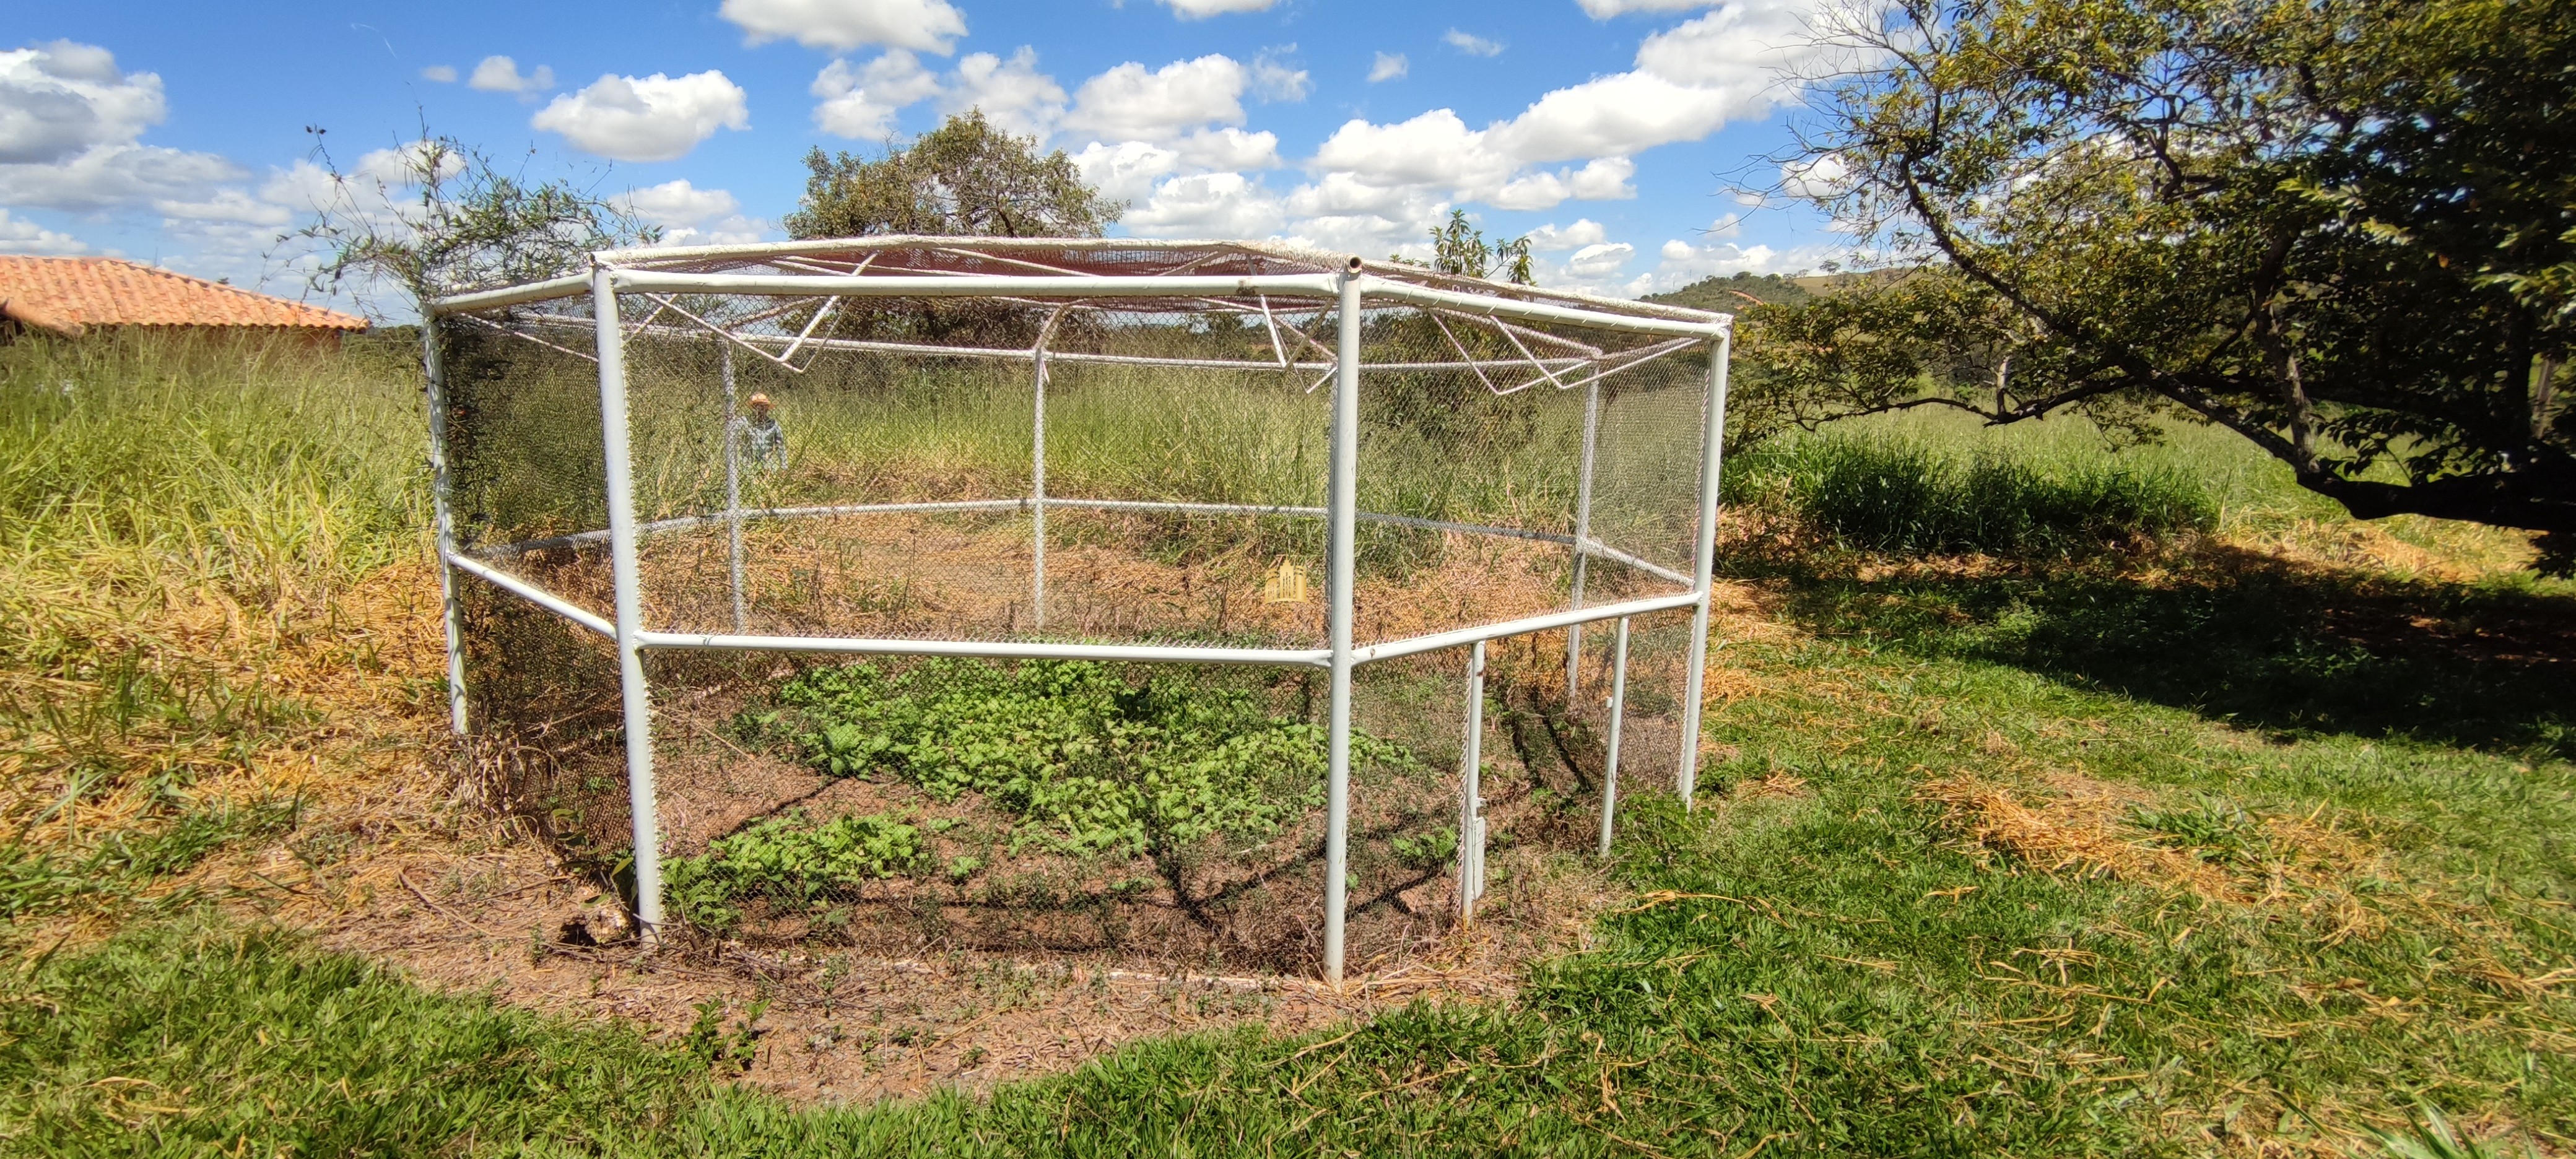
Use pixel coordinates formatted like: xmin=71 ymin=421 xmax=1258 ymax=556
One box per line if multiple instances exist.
xmin=1349 ymin=305 xmax=1707 ymax=650
xmin=456 ymin=562 xmax=630 ymax=877
xmin=649 ymin=654 xmax=1372 ymax=971
xmin=1567 ymin=608 xmax=1698 ymax=816
xmin=596 ymin=295 xmax=1346 ymax=647
xmin=439 ymin=308 xmax=612 ymax=617
xmin=431 ymin=246 xmax=1725 ymax=978
xmin=440 ymin=308 xmax=633 ymax=884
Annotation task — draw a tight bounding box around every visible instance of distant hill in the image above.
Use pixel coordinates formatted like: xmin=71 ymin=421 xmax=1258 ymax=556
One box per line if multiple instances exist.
xmin=1648 ymin=267 xmax=1924 ymax=313
xmin=1645 ymin=272 xmax=1814 ymax=313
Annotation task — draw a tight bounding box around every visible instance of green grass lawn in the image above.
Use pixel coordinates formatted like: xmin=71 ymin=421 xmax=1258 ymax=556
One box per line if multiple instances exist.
xmin=5 ymin=337 xmax=2573 ymax=1156
xmin=12 ymin=546 xmax=2574 ymax=1155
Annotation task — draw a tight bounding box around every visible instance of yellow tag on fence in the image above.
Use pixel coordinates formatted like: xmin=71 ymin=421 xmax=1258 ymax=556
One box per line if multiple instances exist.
xmin=1261 ymin=558 xmax=1310 ymax=604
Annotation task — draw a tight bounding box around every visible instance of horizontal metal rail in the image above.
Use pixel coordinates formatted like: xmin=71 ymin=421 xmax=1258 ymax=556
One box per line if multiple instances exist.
xmin=440 ymin=269 xmax=1726 ymax=340
xmin=454 ymin=525 xmax=1692 ymax=671
xmin=1359 ymin=277 xmax=1731 ymax=340
xmin=637 ymin=630 xmax=1333 ymax=668
xmin=468 ymin=499 xmax=1030 ymax=558
xmin=1349 ymin=591 xmax=1702 ymax=666
xmin=444 ymin=551 xmax=615 ymax=638
xmin=469 ymin=498 xmax=1690 ymax=584
xmin=430 ymin=273 xmax=595 ymax=315
xmin=512 ymin=312 xmax=1594 ymax=373
xmin=607 ymin=271 xmax=1344 ymax=302
xmin=575 ymin=235 xmax=1728 ymax=326
xmin=1579 ymin=539 xmax=1695 ymax=586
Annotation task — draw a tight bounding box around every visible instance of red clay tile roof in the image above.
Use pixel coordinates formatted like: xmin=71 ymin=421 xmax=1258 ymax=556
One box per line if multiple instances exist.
xmin=0 ymin=256 xmax=367 ymax=334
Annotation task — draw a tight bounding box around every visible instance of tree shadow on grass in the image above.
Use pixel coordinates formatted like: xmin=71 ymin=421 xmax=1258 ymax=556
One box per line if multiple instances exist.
xmin=1736 ymin=542 xmax=2576 ymax=760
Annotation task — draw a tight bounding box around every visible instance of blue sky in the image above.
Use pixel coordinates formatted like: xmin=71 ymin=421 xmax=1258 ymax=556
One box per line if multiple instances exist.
xmin=2 ymin=0 xmax=1852 ymax=310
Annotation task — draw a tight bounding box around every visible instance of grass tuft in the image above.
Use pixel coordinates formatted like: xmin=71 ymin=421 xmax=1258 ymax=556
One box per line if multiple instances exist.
xmin=1738 ymin=433 xmax=2217 ymax=555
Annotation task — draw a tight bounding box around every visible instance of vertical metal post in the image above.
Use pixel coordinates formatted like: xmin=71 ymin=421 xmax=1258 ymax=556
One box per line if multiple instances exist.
xmin=1030 ymin=328 xmax=1050 ymax=632
xmin=593 ymin=266 xmax=664 ymax=933
xmin=420 ymin=318 xmax=468 ymax=736
xmin=1598 ymin=617 xmax=1630 ymax=857
xmin=1676 ymin=329 xmax=1732 ymax=807
xmin=1322 ymin=260 xmax=1363 ymax=984
xmin=1460 ymin=640 xmax=1487 ymax=920
xmin=722 ymin=345 xmax=747 ymax=634
xmin=1565 ymin=379 xmax=1602 ymax=699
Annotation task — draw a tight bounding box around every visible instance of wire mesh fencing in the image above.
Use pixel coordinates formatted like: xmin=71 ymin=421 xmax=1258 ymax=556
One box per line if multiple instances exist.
xmin=426 ymin=240 xmax=1728 ymax=979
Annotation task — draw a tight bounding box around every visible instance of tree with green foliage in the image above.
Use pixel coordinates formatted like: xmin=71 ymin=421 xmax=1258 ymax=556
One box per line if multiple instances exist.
xmin=785 ymin=110 xmax=1123 ymax=239
xmin=290 ymin=132 xmax=655 ymax=311
xmin=1415 ymin=209 xmax=1535 ymax=284
xmin=1765 ymin=0 xmax=2576 ymax=561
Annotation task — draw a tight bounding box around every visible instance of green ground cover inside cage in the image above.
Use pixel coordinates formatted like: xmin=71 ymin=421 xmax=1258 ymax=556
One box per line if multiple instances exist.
xmin=661 ymin=658 xmax=1471 ymax=949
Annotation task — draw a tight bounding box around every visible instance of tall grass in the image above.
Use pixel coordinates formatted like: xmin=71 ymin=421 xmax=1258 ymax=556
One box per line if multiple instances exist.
xmin=1733 ymin=434 xmax=2217 ymax=555
xmin=0 ymin=332 xmax=425 ymax=903
xmin=1720 ymin=407 xmax=2545 ymax=569
xmin=0 ymin=332 xmax=424 ymax=597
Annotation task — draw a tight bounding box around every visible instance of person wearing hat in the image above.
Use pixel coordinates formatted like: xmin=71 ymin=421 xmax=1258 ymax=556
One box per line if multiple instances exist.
xmin=734 ymin=392 xmax=787 ymax=472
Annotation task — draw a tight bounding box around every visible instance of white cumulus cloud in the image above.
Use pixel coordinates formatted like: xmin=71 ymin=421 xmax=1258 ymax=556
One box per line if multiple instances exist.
xmin=1125 ymin=171 xmax=1284 ymax=237
xmin=1778 ymin=154 xmax=1850 ymax=199
xmin=1443 ymin=30 xmax=1505 ymax=57
xmin=1367 ymin=53 xmax=1408 ymax=83
xmin=1061 ymin=56 xmax=1248 ymax=144
xmin=468 ymin=56 xmax=555 ymax=95
xmin=533 ymin=71 xmax=751 ymax=162
xmin=1060 ymin=54 xmax=1282 ymax=219
xmin=810 ymin=50 xmax=941 ymax=139
xmin=0 ymin=40 xmax=168 ymax=166
xmin=154 ymin=188 xmax=292 ymax=227
xmin=720 ymin=0 xmax=967 ymax=54
xmin=1564 ymin=241 xmax=1635 ymax=278
xmin=1310 ymin=110 xmax=1515 ymax=197
xmin=1523 ymin=219 xmax=1608 ymax=251
xmin=1487 ymin=71 xmax=1756 ymax=165
xmin=1575 ymin=0 xmax=1718 ymax=14
xmin=0 ymin=207 xmax=87 ymax=254
xmin=1634 ymin=237 xmax=1840 ymax=294
xmin=1492 ymin=157 xmax=1635 ymax=211
xmin=1157 ymin=0 xmax=1278 ymax=17
xmin=421 ymin=64 xmax=458 ymax=83
xmin=1071 ymin=140 xmax=1183 ymax=206
xmin=0 ymin=43 xmax=237 ymax=214
xmin=1068 ymin=132 xmax=1278 ymax=208
xmin=1277 ymin=0 xmax=1841 ymax=251
xmin=1251 ymin=48 xmax=1309 ymax=102
xmin=617 ymin=179 xmax=770 ymax=246
xmin=939 ymin=48 xmax=1066 ymax=138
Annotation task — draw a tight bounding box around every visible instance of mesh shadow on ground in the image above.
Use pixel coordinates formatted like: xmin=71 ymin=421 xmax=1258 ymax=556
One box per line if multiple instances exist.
xmin=1741 ymin=540 xmax=2576 ymax=760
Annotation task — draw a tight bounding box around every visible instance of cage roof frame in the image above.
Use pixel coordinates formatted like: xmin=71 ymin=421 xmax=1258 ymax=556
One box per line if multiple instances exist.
xmin=427 ymin=236 xmax=1731 ymax=338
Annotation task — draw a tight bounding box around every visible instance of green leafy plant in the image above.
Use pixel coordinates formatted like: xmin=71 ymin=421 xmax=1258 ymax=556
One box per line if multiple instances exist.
xmin=766 ymin=659 xmax=1404 ymax=860
xmin=1390 ymin=827 xmax=1460 ymax=870
xmin=682 ymin=997 xmax=770 ymax=1073
xmin=663 ymin=811 xmax=921 ymax=931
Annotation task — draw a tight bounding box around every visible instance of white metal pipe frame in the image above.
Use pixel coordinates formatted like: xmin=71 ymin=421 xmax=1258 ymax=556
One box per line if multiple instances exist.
xmin=420 ymin=241 xmax=1733 ymax=984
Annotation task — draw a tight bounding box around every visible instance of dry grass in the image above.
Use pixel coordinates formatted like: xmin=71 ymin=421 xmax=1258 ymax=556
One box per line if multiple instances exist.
xmin=1914 ymin=771 xmax=2404 ymax=947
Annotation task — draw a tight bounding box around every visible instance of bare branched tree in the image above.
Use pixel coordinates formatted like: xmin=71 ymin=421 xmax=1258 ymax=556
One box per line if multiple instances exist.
xmin=286 ymin=130 xmax=657 ymax=316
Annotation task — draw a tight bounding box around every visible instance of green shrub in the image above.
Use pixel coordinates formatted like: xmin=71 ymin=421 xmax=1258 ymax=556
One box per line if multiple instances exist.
xmin=1751 ymin=435 xmax=2216 ymax=555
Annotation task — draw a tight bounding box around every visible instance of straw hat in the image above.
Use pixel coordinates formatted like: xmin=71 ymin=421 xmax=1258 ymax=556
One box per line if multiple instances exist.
xmin=746 ymin=393 xmax=773 ymax=407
